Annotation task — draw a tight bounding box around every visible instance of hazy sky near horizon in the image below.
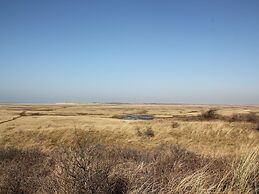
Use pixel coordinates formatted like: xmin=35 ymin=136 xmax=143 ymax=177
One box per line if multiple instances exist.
xmin=0 ymin=0 xmax=259 ymax=104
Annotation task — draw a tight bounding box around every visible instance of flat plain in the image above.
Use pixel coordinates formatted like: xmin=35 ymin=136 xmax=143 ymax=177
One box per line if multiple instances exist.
xmin=0 ymin=104 xmax=259 ymax=193
xmin=1 ymin=103 xmax=259 ymax=156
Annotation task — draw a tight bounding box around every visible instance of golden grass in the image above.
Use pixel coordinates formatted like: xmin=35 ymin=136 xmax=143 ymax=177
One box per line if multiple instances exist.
xmin=0 ymin=103 xmax=258 ymax=194
xmin=0 ymin=104 xmax=259 ymax=157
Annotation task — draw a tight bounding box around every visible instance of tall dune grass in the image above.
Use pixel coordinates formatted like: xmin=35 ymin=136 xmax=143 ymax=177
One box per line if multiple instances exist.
xmin=0 ymin=141 xmax=258 ymax=193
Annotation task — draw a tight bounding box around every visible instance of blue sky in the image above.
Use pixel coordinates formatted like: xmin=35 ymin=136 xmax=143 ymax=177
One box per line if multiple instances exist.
xmin=0 ymin=0 xmax=259 ymax=104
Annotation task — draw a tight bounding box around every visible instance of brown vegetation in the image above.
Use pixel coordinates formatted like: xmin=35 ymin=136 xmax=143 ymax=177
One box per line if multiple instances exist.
xmin=0 ymin=148 xmax=52 ymax=194
xmin=256 ymin=122 xmax=259 ymax=131
xmin=172 ymin=109 xmax=259 ymax=124
xmin=171 ymin=121 xmax=180 ymax=128
xmin=143 ymin=127 xmax=155 ymax=137
xmin=200 ymin=109 xmax=219 ymax=120
xmin=0 ymin=142 xmax=258 ymax=194
xmin=0 ymin=104 xmax=259 ymax=193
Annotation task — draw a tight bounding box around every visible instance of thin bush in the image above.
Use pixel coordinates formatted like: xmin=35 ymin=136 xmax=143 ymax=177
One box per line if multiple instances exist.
xmin=134 ymin=127 xmax=142 ymax=137
xmin=0 ymin=148 xmax=52 ymax=194
xmin=171 ymin=121 xmax=179 ymax=128
xmin=245 ymin=113 xmax=257 ymax=122
xmin=200 ymin=109 xmax=218 ymax=120
xmin=229 ymin=112 xmax=258 ymax=123
xmin=143 ymin=127 xmax=155 ymax=137
xmin=44 ymin=141 xmax=129 ymax=194
xmin=45 ymin=144 xmax=259 ymax=193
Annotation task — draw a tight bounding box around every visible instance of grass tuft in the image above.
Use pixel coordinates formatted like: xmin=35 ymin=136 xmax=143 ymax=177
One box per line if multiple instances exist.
xmin=143 ymin=127 xmax=155 ymax=137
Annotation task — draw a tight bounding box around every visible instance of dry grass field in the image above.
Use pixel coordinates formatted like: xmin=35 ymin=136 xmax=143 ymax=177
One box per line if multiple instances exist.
xmin=0 ymin=103 xmax=259 ymax=193
xmin=1 ymin=103 xmax=259 ymax=155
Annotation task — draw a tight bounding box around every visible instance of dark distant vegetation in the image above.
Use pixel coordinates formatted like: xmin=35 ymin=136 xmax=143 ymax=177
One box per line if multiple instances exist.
xmin=172 ymin=109 xmax=259 ymax=124
xmin=112 ymin=114 xmax=154 ymax=120
xmin=228 ymin=112 xmax=258 ymax=123
xmin=199 ymin=109 xmax=218 ymax=120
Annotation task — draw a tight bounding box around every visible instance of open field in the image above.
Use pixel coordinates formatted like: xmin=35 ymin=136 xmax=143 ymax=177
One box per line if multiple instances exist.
xmin=0 ymin=104 xmax=259 ymax=193
xmin=0 ymin=103 xmax=259 ymax=156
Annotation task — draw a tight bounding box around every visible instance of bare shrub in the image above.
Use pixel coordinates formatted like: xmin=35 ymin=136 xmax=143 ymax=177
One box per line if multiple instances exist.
xmin=134 ymin=127 xmax=142 ymax=137
xmin=171 ymin=121 xmax=179 ymax=128
xmin=229 ymin=114 xmax=241 ymax=122
xmin=44 ymin=142 xmax=129 ymax=194
xmin=0 ymin=148 xmax=52 ymax=194
xmin=200 ymin=109 xmax=218 ymax=120
xmin=143 ymin=127 xmax=155 ymax=137
xmin=245 ymin=112 xmax=257 ymax=123
xmin=19 ymin=111 xmax=26 ymax=116
xmin=108 ymin=177 xmax=128 ymax=194
xmin=229 ymin=112 xmax=258 ymax=123
xmin=0 ymin=141 xmax=258 ymax=193
xmin=111 ymin=147 xmax=153 ymax=163
xmin=45 ymin=144 xmax=258 ymax=194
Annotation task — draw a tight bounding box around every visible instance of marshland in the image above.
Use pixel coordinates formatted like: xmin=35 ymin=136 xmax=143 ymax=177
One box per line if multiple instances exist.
xmin=1 ymin=0 xmax=259 ymax=193
xmin=0 ymin=104 xmax=259 ymax=193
